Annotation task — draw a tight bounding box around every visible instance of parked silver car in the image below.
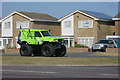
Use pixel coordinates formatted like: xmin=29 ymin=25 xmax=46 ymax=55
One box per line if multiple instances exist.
xmin=92 ymin=39 xmax=117 ymax=52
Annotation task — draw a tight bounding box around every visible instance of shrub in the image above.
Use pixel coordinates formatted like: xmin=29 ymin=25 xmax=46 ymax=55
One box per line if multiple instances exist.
xmin=8 ymin=46 xmax=16 ymax=49
xmin=75 ymin=44 xmax=88 ymax=48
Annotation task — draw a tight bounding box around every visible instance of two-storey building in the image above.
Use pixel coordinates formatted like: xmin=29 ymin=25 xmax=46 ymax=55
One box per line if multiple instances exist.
xmin=58 ymin=10 xmax=115 ymax=48
xmin=0 ymin=11 xmax=60 ymax=49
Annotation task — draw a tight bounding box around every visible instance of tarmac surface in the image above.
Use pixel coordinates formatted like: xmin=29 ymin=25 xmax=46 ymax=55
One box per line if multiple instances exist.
xmin=1 ymin=52 xmax=119 ymax=79
xmin=2 ymin=65 xmax=119 ymax=78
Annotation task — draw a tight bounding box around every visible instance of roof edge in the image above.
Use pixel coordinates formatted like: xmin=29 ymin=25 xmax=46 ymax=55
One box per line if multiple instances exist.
xmin=31 ymin=19 xmax=60 ymax=23
xmin=58 ymin=9 xmax=99 ymax=21
xmin=0 ymin=11 xmax=32 ymax=22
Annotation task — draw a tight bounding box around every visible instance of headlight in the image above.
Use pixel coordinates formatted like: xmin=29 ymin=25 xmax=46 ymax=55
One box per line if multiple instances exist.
xmin=53 ymin=39 xmax=57 ymax=41
xmin=101 ymin=44 xmax=104 ymax=47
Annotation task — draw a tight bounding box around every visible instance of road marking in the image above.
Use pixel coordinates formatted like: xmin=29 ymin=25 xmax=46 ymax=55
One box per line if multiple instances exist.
xmin=2 ymin=70 xmax=57 ymax=74
xmin=100 ymin=74 xmax=118 ymax=76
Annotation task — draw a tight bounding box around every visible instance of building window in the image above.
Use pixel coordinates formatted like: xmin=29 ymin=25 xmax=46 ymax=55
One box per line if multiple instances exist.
xmin=4 ymin=22 xmax=10 ymax=29
xmin=3 ymin=39 xmax=6 ymax=47
xmin=64 ymin=21 xmax=71 ymax=28
xmin=78 ymin=20 xmax=93 ymax=28
xmin=8 ymin=39 xmax=12 ymax=47
xmin=16 ymin=21 xmax=29 ymax=28
xmin=78 ymin=37 xmax=94 ymax=48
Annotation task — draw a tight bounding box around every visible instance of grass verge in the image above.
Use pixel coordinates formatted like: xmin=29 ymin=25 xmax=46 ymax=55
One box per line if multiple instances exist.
xmin=2 ymin=56 xmax=118 ymax=65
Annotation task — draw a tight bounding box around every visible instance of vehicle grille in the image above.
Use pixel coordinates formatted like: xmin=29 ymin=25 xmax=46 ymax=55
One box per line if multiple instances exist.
xmin=58 ymin=39 xmax=62 ymax=42
xmin=94 ymin=45 xmax=100 ymax=47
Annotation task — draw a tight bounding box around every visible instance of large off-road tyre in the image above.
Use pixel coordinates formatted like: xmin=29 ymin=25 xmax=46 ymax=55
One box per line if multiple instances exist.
xmin=20 ymin=44 xmax=33 ymax=56
xmin=41 ymin=44 xmax=55 ymax=57
xmin=55 ymin=45 xmax=66 ymax=57
xmin=33 ymin=46 xmax=42 ymax=56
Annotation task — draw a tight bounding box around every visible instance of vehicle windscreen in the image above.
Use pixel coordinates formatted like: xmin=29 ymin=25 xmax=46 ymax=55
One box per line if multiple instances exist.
xmin=97 ymin=40 xmax=109 ymax=44
xmin=41 ymin=31 xmax=51 ymax=36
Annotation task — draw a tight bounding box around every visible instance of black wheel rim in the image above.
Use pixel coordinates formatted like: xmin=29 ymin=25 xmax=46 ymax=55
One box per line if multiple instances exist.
xmin=43 ymin=47 xmax=50 ymax=56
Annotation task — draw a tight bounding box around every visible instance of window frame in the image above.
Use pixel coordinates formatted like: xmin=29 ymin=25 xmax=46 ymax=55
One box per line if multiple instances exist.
xmin=16 ymin=21 xmax=29 ymax=28
xmin=4 ymin=22 xmax=10 ymax=29
xmin=64 ymin=21 xmax=71 ymax=28
xmin=78 ymin=20 xmax=93 ymax=28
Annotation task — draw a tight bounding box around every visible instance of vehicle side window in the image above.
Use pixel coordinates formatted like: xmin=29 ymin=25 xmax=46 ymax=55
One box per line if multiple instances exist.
xmin=109 ymin=40 xmax=114 ymax=44
xmin=35 ymin=32 xmax=42 ymax=37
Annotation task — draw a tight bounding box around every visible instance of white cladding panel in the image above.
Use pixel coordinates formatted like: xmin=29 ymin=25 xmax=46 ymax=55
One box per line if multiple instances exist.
xmin=61 ymin=15 xmax=74 ymax=36
xmin=2 ymin=16 xmax=13 ymax=37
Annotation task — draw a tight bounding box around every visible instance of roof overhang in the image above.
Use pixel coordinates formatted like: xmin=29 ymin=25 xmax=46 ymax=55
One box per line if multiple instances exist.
xmin=30 ymin=19 xmax=59 ymax=23
xmin=58 ymin=10 xmax=99 ymax=22
xmin=112 ymin=18 xmax=120 ymax=20
xmin=98 ymin=19 xmax=113 ymax=21
xmin=0 ymin=11 xmax=32 ymax=22
xmin=0 ymin=11 xmax=59 ymax=23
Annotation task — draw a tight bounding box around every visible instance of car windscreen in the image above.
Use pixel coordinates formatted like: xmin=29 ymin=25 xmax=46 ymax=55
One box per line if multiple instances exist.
xmin=41 ymin=31 xmax=51 ymax=36
xmin=97 ymin=40 xmax=109 ymax=44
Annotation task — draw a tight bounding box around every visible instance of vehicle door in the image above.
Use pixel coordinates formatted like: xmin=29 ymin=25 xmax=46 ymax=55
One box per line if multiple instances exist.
xmin=108 ymin=40 xmax=115 ymax=48
xmin=34 ymin=31 xmax=43 ymax=45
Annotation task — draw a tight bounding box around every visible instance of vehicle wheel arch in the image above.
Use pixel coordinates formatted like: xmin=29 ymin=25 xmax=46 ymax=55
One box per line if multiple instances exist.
xmin=20 ymin=41 xmax=29 ymax=45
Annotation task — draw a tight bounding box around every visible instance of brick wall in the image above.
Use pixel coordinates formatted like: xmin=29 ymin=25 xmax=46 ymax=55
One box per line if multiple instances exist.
xmin=74 ymin=12 xmax=98 ymax=43
xmin=32 ymin=22 xmax=61 ymax=36
xmin=0 ymin=23 xmax=1 ymax=37
xmin=97 ymin=21 xmax=115 ymax=40
xmin=106 ymin=48 xmax=120 ymax=53
xmin=73 ymin=13 xmax=115 ymax=44
xmin=115 ymin=21 xmax=120 ymax=35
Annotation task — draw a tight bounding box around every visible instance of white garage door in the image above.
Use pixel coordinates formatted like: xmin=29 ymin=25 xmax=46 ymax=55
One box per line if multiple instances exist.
xmin=78 ymin=37 xmax=94 ymax=48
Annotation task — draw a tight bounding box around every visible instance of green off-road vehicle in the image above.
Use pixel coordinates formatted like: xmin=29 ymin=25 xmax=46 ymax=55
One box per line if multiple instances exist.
xmin=17 ymin=29 xmax=66 ymax=57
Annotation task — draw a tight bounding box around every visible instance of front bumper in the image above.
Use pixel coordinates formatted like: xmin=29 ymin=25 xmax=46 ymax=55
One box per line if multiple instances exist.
xmin=54 ymin=40 xmax=65 ymax=49
xmin=92 ymin=47 xmax=104 ymax=51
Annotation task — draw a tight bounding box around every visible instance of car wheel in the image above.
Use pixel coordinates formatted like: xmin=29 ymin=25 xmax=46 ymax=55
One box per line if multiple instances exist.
xmin=41 ymin=44 xmax=55 ymax=57
xmin=20 ymin=44 xmax=33 ymax=56
xmin=33 ymin=46 xmax=42 ymax=56
xmin=55 ymin=45 xmax=66 ymax=57
xmin=101 ymin=47 xmax=106 ymax=52
xmin=92 ymin=47 xmax=96 ymax=52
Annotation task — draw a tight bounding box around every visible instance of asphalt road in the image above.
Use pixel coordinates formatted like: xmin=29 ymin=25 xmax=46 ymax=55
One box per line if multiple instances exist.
xmin=2 ymin=66 xmax=118 ymax=78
